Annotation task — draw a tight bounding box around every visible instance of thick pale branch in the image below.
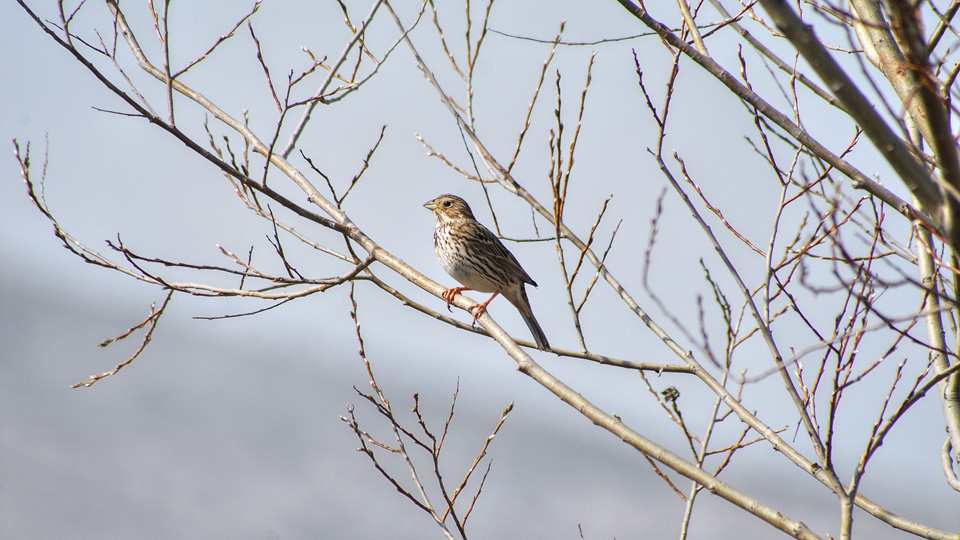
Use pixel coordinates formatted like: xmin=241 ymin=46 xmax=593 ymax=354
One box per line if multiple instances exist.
xmin=916 ymin=225 xmax=960 ymax=486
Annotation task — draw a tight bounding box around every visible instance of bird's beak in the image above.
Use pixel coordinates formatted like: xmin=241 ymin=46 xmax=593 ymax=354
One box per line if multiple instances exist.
xmin=423 ymin=200 xmax=437 ymax=211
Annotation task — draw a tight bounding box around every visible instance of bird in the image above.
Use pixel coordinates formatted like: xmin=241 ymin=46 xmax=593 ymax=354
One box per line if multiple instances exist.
xmin=424 ymin=194 xmax=550 ymax=351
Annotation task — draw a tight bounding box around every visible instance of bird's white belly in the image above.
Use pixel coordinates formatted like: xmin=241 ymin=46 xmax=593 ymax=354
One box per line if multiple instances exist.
xmin=437 ymin=246 xmax=499 ymax=293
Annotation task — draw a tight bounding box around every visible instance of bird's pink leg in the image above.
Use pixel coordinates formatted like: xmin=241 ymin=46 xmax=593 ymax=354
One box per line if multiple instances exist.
xmin=442 ymin=287 xmax=470 ymax=312
xmin=469 ymin=292 xmax=501 ymax=325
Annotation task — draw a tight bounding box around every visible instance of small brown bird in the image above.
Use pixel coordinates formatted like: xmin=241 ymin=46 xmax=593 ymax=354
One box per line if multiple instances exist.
xmin=424 ymin=194 xmax=550 ymax=351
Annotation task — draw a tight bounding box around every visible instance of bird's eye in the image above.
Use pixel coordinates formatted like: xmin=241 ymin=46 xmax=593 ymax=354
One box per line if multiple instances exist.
xmin=443 ymin=200 xmax=452 ymax=207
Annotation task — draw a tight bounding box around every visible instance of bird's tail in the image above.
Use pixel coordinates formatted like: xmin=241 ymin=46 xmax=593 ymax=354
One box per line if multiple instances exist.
xmin=521 ymin=311 xmax=551 ymax=351
xmin=510 ymin=288 xmax=550 ymax=351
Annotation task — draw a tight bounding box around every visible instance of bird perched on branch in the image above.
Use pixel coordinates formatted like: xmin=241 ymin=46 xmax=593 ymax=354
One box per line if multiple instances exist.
xmin=424 ymin=194 xmax=550 ymax=351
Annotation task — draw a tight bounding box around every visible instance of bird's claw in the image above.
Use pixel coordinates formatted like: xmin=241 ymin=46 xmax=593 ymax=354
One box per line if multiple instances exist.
xmin=468 ymin=304 xmax=489 ymax=326
xmin=442 ymin=287 xmax=467 ymax=312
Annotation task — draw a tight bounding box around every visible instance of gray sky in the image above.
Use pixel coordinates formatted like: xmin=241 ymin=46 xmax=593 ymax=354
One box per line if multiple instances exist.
xmin=2 ymin=1 xmax=956 ymax=539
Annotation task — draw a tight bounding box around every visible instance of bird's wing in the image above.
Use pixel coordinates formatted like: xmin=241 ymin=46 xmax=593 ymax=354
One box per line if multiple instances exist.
xmin=466 ymin=220 xmax=538 ymax=287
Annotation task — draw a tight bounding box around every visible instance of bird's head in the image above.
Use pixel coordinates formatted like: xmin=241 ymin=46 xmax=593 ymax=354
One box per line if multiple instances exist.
xmin=424 ymin=194 xmax=476 ymax=223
